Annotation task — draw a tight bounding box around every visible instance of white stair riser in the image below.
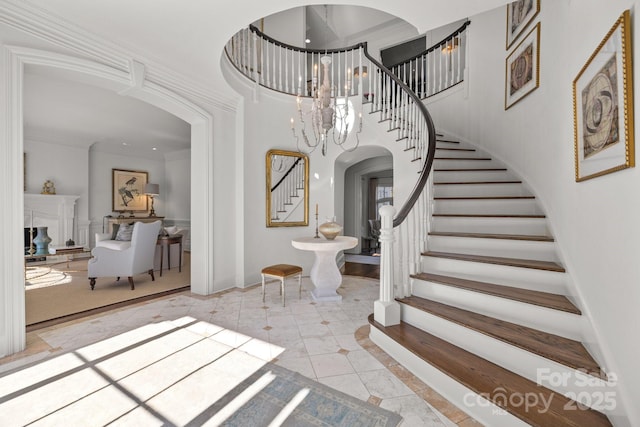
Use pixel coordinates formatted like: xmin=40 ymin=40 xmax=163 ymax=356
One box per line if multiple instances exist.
xmin=434 ymin=183 xmax=531 ymax=198
xmin=433 ymin=159 xmax=502 ymax=169
xmin=401 ymin=304 xmax=610 ymax=410
xmin=433 ymin=198 xmax=542 ymax=215
xmin=432 ymin=216 xmax=549 ymax=235
xmin=410 ymin=279 xmax=581 ymax=339
xmin=421 ymin=256 xmax=566 ymax=293
xmin=369 ymin=327 xmax=530 ymax=427
xmin=427 ymin=235 xmax=559 ymax=262
xmin=434 ymin=170 xmax=517 ymax=182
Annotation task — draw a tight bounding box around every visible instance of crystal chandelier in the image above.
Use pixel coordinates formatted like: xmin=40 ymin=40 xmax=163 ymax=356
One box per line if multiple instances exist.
xmin=291 ymin=55 xmax=363 ymax=156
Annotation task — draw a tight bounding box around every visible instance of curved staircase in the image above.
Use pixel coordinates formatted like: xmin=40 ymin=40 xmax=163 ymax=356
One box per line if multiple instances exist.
xmin=370 ymin=137 xmax=613 ymax=426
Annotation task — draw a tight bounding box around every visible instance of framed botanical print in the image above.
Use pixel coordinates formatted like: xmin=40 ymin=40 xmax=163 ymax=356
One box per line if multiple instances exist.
xmin=573 ymin=10 xmax=634 ymax=182
xmin=506 ymin=0 xmax=540 ymax=49
xmin=112 ymin=169 xmax=148 ymax=212
xmin=505 ymin=23 xmax=540 ymax=110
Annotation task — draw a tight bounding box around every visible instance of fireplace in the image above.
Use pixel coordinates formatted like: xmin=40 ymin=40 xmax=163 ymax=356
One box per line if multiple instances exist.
xmin=24 ymin=194 xmax=80 ymax=248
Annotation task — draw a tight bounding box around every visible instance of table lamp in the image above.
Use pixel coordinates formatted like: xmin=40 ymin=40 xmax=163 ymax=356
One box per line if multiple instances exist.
xmin=144 ymin=183 xmax=159 ymax=217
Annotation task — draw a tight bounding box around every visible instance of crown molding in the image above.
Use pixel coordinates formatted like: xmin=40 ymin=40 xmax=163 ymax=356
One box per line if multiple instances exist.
xmin=0 ymin=0 xmax=237 ymax=112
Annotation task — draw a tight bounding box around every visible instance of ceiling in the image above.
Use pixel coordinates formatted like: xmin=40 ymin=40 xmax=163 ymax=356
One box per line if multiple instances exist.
xmin=8 ymin=0 xmax=511 ymax=157
xmin=24 ymin=65 xmax=191 ymax=158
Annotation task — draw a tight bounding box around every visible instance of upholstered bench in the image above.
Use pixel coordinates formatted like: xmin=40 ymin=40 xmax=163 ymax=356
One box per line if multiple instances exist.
xmin=261 ymin=264 xmax=303 ymax=306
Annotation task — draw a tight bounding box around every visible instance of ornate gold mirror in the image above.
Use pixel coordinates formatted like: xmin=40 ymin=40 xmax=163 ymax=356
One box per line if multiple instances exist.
xmin=266 ymin=149 xmax=309 ymax=227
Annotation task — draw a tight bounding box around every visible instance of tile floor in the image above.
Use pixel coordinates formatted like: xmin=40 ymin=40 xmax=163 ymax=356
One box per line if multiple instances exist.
xmin=0 ymin=275 xmax=481 ymax=426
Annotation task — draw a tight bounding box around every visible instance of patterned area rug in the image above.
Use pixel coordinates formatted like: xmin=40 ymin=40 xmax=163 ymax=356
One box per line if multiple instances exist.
xmin=190 ymin=363 xmax=402 ymax=426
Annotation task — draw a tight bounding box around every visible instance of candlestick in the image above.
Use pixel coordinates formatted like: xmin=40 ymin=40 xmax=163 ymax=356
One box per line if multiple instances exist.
xmin=314 ymin=210 xmax=319 ymax=239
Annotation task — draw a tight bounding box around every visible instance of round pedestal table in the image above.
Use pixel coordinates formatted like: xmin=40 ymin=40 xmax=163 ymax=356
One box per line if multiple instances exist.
xmin=291 ymin=236 xmax=358 ymax=302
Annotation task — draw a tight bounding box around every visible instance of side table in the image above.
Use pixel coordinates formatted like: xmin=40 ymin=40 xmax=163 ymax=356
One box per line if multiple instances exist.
xmin=291 ymin=236 xmax=358 ymax=302
xmin=157 ymin=234 xmax=183 ymax=277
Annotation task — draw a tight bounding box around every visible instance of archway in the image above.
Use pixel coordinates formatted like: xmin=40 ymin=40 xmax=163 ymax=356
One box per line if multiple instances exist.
xmin=334 ymin=146 xmax=393 ymax=257
xmin=1 ymin=46 xmax=214 ymax=356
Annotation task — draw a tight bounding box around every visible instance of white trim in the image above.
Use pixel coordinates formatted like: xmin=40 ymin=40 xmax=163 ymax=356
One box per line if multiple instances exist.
xmin=0 ymin=0 xmax=236 ymax=112
xmin=0 ymin=46 xmax=215 ymax=357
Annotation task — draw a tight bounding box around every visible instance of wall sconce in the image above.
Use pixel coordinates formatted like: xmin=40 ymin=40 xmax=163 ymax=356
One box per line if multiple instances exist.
xmin=353 ymin=66 xmax=368 ymax=78
xmin=144 ymin=183 xmax=159 ymax=217
xmin=441 ymin=37 xmax=459 ymax=54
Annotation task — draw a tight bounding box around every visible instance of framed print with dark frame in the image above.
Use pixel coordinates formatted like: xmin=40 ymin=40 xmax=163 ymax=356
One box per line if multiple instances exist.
xmin=505 ymin=23 xmax=540 ymax=110
xmin=112 ymin=169 xmax=149 ymax=212
xmin=506 ymin=0 xmax=540 ymax=49
xmin=573 ymin=10 xmax=634 ymax=182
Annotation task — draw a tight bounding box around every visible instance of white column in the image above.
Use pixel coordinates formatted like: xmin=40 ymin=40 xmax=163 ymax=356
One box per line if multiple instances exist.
xmin=374 ymin=205 xmax=400 ymax=326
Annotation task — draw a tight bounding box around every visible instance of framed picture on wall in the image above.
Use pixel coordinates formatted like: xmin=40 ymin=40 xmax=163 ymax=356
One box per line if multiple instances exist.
xmin=505 ymin=23 xmax=540 ymax=110
xmin=112 ymin=169 xmax=148 ymax=212
xmin=506 ymin=0 xmax=540 ymax=49
xmin=573 ymin=10 xmax=634 ymax=182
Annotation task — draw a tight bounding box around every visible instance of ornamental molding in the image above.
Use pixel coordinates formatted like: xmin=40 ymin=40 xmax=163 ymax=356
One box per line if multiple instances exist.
xmin=0 ymin=0 xmax=237 ymax=112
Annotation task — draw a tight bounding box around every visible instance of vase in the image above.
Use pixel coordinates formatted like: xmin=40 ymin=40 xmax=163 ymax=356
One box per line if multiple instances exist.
xmin=33 ymin=226 xmax=52 ymax=255
xmin=319 ymin=217 xmax=342 ymax=240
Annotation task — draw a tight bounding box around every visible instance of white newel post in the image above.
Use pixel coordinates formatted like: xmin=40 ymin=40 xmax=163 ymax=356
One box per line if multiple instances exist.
xmin=374 ymin=205 xmax=400 ymax=326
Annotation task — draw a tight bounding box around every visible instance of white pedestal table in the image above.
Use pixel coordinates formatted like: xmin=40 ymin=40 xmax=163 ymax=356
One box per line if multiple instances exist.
xmin=291 ymin=236 xmax=358 ymax=302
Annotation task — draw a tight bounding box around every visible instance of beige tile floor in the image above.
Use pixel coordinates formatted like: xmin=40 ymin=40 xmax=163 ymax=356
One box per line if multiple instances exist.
xmin=0 ymin=275 xmax=481 ymax=426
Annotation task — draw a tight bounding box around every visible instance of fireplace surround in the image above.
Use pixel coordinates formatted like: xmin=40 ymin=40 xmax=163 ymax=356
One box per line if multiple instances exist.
xmin=24 ymin=194 xmax=81 ymax=249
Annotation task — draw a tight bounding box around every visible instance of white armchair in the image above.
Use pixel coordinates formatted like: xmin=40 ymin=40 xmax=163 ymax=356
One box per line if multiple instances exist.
xmin=88 ymin=220 xmax=162 ymax=290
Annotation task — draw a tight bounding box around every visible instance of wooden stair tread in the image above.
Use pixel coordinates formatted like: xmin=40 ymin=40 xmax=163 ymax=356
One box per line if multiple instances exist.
xmin=428 ymin=231 xmax=554 ymax=242
xmin=423 ymin=251 xmax=565 ymax=272
xmin=434 ymin=196 xmax=534 ymax=200
xmin=436 ymin=139 xmax=459 ymax=143
xmin=369 ymin=315 xmax=611 ymax=427
xmin=397 ymin=296 xmax=601 ymax=377
xmin=435 ymin=168 xmax=507 ymax=171
xmin=411 ymin=272 xmax=578 ymax=314
xmin=435 ymin=147 xmax=476 ymax=152
xmin=434 ymin=157 xmax=491 ymax=160
xmin=432 ymin=214 xmax=545 ymax=218
xmin=434 ymin=180 xmax=522 ymax=185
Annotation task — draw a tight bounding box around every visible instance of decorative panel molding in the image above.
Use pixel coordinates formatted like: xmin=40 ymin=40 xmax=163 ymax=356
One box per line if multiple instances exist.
xmin=0 ymin=0 xmax=236 ymax=112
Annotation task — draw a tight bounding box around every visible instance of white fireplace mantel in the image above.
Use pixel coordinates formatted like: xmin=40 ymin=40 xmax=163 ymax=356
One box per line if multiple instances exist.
xmin=24 ymin=193 xmax=80 ymax=247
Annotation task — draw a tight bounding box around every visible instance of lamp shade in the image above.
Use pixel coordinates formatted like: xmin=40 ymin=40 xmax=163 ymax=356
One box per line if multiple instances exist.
xmin=144 ymin=183 xmax=159 ymax=196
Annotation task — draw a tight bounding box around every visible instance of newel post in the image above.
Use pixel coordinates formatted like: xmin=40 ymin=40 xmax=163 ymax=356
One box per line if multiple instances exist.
xmin=374 ymin=205 xmax=400 ymax=326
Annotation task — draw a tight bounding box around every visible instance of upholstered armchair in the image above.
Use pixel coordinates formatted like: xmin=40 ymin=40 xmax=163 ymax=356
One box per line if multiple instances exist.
xmin=88 ymin=220 xmax=162 ymax=290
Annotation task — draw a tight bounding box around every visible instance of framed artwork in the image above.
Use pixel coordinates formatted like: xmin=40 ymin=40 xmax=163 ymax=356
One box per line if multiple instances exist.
xmin=112 ymin=169 xmax=148 ymax=212
xmin=573 ymin=10 xmax=634 ymax=182
xmin=506 ymin=0 xmax=540 ymax=49
xmin=505 ymin=23 xmax=540 ymax=110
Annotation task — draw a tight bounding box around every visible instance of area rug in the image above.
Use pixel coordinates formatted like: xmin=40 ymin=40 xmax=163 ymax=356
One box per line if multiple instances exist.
xmin=25 ymin=255 xmax=190 ymax=326
xmin=190 ymin=363 xmax=402 ymax=427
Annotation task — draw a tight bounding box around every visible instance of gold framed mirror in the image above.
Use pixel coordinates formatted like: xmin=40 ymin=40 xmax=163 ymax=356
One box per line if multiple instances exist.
xmin=266 ymin=149 xmax=309 ymax=227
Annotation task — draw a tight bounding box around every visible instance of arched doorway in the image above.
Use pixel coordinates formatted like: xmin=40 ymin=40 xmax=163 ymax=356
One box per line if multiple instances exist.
xmin=1 ymin=47 xmax=214 ymax=356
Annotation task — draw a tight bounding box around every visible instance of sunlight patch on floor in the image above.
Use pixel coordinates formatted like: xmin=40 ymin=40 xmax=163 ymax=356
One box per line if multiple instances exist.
xmin=0 ymin=316 xmax=284 ymax=426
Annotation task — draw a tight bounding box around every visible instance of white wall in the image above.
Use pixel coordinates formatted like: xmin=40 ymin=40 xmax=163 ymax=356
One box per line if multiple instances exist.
xmin=259 ymin=7 xmax=306 ymax=47
xmin=426 ymin=2 xmax=640 ymax=424
xmin=24 ymin=139 xmax=89 ymax=223
xmin=164 ymin=149 xmax=191 ymax=221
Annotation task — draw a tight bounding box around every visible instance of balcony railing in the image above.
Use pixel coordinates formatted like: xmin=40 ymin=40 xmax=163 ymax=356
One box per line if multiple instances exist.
xmin=388 ymin=21 xmax=470 ymax=99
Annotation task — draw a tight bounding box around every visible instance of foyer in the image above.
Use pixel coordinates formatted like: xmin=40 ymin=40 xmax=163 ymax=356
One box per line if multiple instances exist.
xmin=1 ymin=1 xmax=640 ymax=426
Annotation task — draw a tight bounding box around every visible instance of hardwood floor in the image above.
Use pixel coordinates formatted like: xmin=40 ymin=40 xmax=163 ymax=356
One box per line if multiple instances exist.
xmin=343 ymin=261 xmax=380 ymax=279
xmin=369 ymin=315 xmax=612 ymax=427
